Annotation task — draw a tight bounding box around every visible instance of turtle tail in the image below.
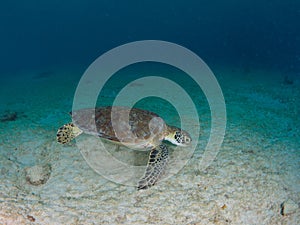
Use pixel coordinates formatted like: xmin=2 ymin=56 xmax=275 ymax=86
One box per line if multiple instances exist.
xmin=56 ymin=123 xmax=83 ymax=144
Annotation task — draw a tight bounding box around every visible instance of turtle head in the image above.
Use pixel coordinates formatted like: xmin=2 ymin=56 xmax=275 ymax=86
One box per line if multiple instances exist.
xmin=165 ymin=126 xmax=192 ymax=147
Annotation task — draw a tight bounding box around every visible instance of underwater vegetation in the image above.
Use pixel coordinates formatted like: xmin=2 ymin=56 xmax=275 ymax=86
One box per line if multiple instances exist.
xmin=0 ymin=111 xmax=18 ymax=122
xmin=0 ymin=111 xmax=26 ymax=122
xmin=283 ymin=75 xmax=294 ymax=85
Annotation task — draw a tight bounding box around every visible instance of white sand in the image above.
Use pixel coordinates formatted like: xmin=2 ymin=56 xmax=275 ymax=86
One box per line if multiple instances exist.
xmin=0 ymin=67 xmax=299 ymax=224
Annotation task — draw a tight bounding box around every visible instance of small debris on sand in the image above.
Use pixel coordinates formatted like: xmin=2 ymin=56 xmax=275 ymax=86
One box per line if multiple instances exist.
xmin=281 ymin=199 xmax=299 ymax=216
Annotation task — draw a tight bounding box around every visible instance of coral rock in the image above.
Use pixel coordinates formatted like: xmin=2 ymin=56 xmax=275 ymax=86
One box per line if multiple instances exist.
xmin=25 ymin=164 xmax=51 ymax=186
xmin=281 ymin=199 xmax=299 ymax=216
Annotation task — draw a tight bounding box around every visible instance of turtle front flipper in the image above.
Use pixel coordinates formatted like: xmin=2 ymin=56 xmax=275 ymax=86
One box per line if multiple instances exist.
xmin=137 ymin=144 xmax=169 ymax=190
xmin=56 ymin=123 xmax=83 ymax=144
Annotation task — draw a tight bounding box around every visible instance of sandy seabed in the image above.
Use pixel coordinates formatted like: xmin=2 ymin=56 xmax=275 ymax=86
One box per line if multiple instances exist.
xmin=0 ymin=66 xmax=299 ymax=224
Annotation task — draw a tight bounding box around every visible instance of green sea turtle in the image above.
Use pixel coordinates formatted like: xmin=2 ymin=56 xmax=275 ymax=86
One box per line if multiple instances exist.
xmin=56 ymin=106 xmax=192 ymax=189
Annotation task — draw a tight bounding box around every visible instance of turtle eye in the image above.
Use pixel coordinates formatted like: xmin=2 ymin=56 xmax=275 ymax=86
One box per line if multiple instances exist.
xmin=184 ymin=137 xmax=191 ymax=143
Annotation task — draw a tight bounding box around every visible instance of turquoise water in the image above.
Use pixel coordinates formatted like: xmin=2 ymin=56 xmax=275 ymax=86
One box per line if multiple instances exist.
xmin=0 ymin=1 xmax=299 ymax=224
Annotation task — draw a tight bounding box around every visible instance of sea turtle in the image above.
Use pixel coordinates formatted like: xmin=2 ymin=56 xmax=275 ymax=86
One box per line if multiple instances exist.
xmin=56 ymin=106 xmax=192 ymax=190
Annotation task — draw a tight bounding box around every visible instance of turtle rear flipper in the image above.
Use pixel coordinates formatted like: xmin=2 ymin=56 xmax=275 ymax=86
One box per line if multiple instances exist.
xmin=56 ymin=123 xmax=83 ymax=144
xmin=137 ymin=144 xmax=169 ymax=190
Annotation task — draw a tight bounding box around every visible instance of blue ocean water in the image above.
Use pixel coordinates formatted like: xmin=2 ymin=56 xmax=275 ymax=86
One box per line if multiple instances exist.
xmin=0 ymin=1 xmax=299 ymax=73
xmin=0 ymin=1 xmax=299 ymax=224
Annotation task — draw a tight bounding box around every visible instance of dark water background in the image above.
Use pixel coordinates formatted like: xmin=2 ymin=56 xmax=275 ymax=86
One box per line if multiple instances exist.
xmin=0 ymin=0 xmax=299 ymax=74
